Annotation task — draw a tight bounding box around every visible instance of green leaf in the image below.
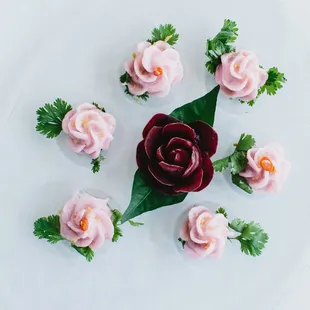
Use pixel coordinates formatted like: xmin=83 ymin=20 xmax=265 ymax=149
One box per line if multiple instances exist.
xmin=121 ymin=170 xmax=187 ymax=223
xmin=235 ymin=133 xmax=256 ymax=152
xmin=71 ymin=245 xmax=94 ymax=262
xmin=216 ymin=207 xmax=227 ymax=218
xmin=149 ymin=24 xmax=179 ymax=45
xmin=36 ymin=98 xmax=72 ymax=139
xmin=230 ymin=151 xmax=248 ymax=174
xmin=33 ymin=215 xmax=65 ymax=244
xmin=111 ymin=209 xmax=123 ymax=242
xmin=178 ymin=237 xmax=186 ymax=249
xmin=123 ymin=85 xmax=149 ymax=102
xmin=263 ymin=67 xmax=286 ymax=96
xmin=91 ymin=155 xmax=104 ymax=173
xmin=170 ymin=85 xmax=220 ymax=126
xmin=120 ymin=72 xmax=132 ymax=84
xmin=213 ymin=156 xmax=230 ymax=172
xmin=92 ymin=102 xmax=106 ymax=112
xmin=233 ymin=220 xmax=269 ymax=257
xmin=229 ymin=218 xmax=247 ymax=232
xmin=128 ymin=220 xmax=144 ymax=227
xmin=205 ymin=19 xmax=238 ymax=73
xmin=137 ymin=92 xmax=149 ymax=101
xmin=231 ymin=174 xmax=253 ymax=194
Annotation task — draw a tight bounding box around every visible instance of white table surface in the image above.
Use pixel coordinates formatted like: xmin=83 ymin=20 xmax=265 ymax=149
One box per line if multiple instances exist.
xmin=1 ymin=0 xmax=309 ymax=309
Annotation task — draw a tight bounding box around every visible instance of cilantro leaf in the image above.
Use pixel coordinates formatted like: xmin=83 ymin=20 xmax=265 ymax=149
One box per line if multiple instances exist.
xmin=71 ymin=245 xmax=94 ymax=262
xmin=128 ymin=220 xmax=144 ymax=227
xmin=205 ymin=19 xmax=238 ymax=73
xmin=231 ymin=220 xmax=269 ymax=257
xmin=92 ymin=102 xmax=106 ymax=112
xmin=148 ymin=24 xmax=179 ymax=45
xmin=263 ymin=67 xmax=286 ymax=96
xmin=137 ymin=92 xmax=149 ymax=101
xmin=120 ymin=72 xmax=132 ymax=84
xmin=213 ymin=156 xmax=230 ymax=172
xmin=123 ymin=85 xmax=149 ymax=102
xmin=230 ymin=151 xmax=248 ymax=174
xmin=229 ymin=218 xmax=247 ymax=232
xmin=231 ymin=174 xmax=253 ymax=194
xmin=178 ymin=237 xmax=186 ymax=249
xmin=91 ymin=155 xmax=104 ymax=173
xmin=235 ymin=133 xmax=256 ymax=152
xmin=111 ymin=209 xmax=123 ymax=242
xmin=216 ymin=207 xmax=228 ymax=218
xmin=33 ymin=215 xmax=65 ymax=244
xmin=36 ymin=98 xmax=72 ymax=139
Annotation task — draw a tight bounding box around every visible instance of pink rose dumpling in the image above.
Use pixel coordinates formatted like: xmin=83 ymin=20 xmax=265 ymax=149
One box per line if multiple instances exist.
xmin=62 ymin=103 xmax=116 ymax=159
xmin=60 ymin=192 xmax=114 ymax=249
xmin=124 ymin=41 xmax=183 ymax=97
xmin=215 ymin=50 xmax=268 ymax=101
xmin=180 ymin=205 xmax=235 ymax=259
xmin=239 ymin=144 xmax=291 ymax=192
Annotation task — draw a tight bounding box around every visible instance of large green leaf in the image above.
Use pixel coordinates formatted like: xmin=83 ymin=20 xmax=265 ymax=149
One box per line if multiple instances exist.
xmin=170 ymin=85 xmax=220 ymax=126
xmin=121 ymin=86 xmax=220 ymax=223
xmin=121 ymin=170 xmax=187 ymax=223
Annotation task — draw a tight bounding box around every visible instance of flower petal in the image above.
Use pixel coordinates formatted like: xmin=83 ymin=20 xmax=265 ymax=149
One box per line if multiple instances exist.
xmin=144 ymin=126 xmax=163 ymax=159
xmin=158 ymin=161 xmax=185 ymax=177
xmin=180 ymin=220 xmax=190 ymax=241
xmin=136 ymin=140 xmax=149 ymax=172
xmin=142 ymin=113 xmax=178 ymax=138
xmin=166 ymin=137 xmax=193 ymax=152
xmin=193 ymin=153 xmax=214 ymax=192
xmin=183 ymin=145 xmax=202 ymax=178
xmin=173 ymin=149 xmax=191 ymax=166
xmin=189 ymin=121 xmax=218 ymax=157
xmin=148 ymin=163 xmax=175 ymax=186
xmin=156 ymin=145 xmax=165 ymax=161
xmin=174 ymin=167 xmax=203 ymax=193
xmin=162 ymin=122 xmax=196 ymax=141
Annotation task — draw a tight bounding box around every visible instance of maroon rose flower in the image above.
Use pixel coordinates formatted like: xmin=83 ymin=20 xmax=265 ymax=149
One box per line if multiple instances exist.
xmin=136 ymin=113 xmax=218 ymax=195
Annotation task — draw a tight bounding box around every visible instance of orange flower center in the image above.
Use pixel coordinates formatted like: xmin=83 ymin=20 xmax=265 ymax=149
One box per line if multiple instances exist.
xmin=80 ymin=217 xmax=89 ymax=231
xmin=260 ymin=156 xmax=275 ymax=173
xmin=153 ymin=66 xmax=163 ymax=76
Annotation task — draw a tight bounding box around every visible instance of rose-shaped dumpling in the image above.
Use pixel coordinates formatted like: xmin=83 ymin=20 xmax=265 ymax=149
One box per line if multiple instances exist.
xmin=215 ymin=50 xmax=268 ymax=101
xmin=180 ymin=206 xmax=233 ymax=259
xmin=136 ymin=113 xmax=218 ymax=195
xmin=62 ymin=103 xmax=116 ymax=159
xmin=124 ymin=41 xmax=183 ymax=97
xmin=60 ymin=192 xmax=114 ymax=248
xmin=239 ymin=144 xmax=291 ymax=192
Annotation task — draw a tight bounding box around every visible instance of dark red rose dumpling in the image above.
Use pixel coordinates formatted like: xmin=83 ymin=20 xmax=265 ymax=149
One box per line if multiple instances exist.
xmin=136 ymin=113 xmax=218 ymax=195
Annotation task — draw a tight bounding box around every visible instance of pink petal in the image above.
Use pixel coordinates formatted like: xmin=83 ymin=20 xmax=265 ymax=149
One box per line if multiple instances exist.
xmin=180 ymin=220 xmax=190 ymax=241
xmin=153 ymin=40 xmax=170 ymax=51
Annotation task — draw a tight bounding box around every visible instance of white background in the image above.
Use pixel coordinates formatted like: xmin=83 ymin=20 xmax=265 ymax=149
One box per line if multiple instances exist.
xmin=1 ymin=0 xmax=309 ymax=309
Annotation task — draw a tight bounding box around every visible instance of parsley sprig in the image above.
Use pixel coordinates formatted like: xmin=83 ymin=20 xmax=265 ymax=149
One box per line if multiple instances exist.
xmin=91 ymin=155 xmax=105 ymax=174
xmin=36 ymin=98 xmax=72 ymax=139
xmin=242 ymin=67 xmax=287 ymax=106
xmin=205 ymin=19 xmax=238 ymax=73
xmin=33 ymin=215 xmax=94 ymax=262
xmin=212 ymin=133 xmax=255 ymax=194
xmin=147 ymin=24 xmax=179 ymax=46
xmin=229 ymin=219 xmax=269 ymax=256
